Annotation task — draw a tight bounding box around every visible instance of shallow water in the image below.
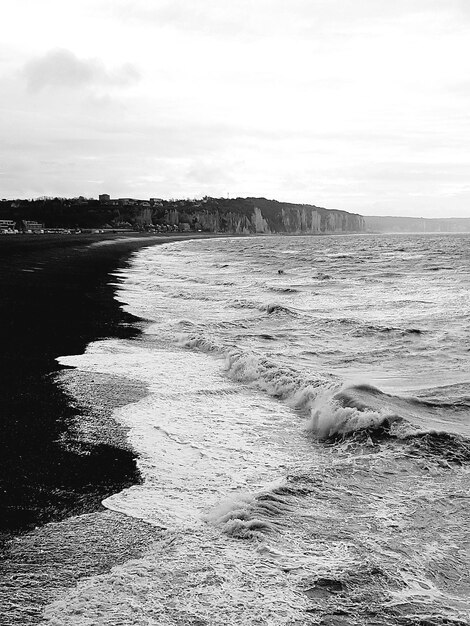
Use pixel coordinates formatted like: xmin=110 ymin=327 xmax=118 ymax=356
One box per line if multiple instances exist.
xmin=49 ymin=234 xmax=470 ymax=625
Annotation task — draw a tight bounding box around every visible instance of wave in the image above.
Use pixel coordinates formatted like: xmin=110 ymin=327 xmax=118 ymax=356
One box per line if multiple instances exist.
xmin=351 ymin=324 xmax=424 ymax=337
xmin=227 ymin=299 xmax=301 ymax=316
xmin=178 ymin=334 xmax=470 ymax=463
xmin=224 ymin=351 xmax=336 ymax=409
xmin=306 ymin=390 xmax=403 ymax=440
xmin=228 ymin=298 xmax=262 ymax=310
xmin=264 ymin=303 xmax=299 ymax=316
xmin=322 ymin=318 xmax=424 ymax=337
xmin=308 ymin=384 xmax=470 ymax=463
xmin=173 ymin=319 xmax=197 ymax=329
xmin=180 ymin=336 xmax=341 ymax=420
xmin=411 ymin=382 xmax=470 ymax=411
xmin=205 ymin=480 xmax=313 ymax=539
xmin=267 ymin=286 xmax=300 ymax=294
xmin=228 ymin=351 xmax=470 ymax=463
xmin=205 ymin=491 xmax=284 ymax=539
xmin=336 ymin=384 xmax=470 ymax=424
xmin=405 ymin=431 xmax=470 ymax=465
xmin=178 ymin=334 xmax=224 ymax=354
xmin=169 ymin=291 xmax=218 ymax=301
xmin=178 ymin=335 xmax=336 ymax=407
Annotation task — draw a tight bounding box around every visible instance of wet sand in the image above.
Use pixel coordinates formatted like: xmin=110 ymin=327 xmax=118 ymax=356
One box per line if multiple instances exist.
xmin=0 ymin=233 xmax=181 ymax=541
xmin=1 ymin=509 xmax=160 ymax=625
xmin=0 ymin=234 xmax=188 ymax=624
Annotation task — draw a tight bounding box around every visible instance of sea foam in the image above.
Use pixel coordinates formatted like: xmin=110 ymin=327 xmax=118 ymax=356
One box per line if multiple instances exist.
xmin=44 ymin=234 xmax=470 ymax=625
xmin=306 ymin=389 xmax=398 ymax=439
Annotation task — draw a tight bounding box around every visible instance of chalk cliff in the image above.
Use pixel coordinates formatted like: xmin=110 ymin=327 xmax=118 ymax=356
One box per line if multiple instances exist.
xmin=150 ymin=197 xmax=365 ymax=234
xmin=0 ymin=196 xmax=365 ymax=233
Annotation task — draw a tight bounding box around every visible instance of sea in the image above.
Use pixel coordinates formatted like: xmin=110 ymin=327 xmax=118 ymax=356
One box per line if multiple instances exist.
xmin=47 ymin=233 xmax=470 ymax=625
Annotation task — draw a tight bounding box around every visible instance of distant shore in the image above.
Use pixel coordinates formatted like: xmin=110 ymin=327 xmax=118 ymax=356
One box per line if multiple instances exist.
xmin=0 ymin=232 xmax=203 ymax=544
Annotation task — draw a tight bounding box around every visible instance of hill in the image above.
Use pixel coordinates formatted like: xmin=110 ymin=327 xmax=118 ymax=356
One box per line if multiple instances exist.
xmin=0 ymin=196 xmax=365 ymax=234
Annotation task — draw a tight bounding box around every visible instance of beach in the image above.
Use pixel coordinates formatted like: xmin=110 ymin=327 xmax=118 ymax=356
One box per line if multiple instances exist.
xmin=0 ymin=233 xmax=190 ymax=623
xmin=1 ymin=233 xmax=469 ymax=625
xmin=1 ymin=234 xmax=158 ymax=538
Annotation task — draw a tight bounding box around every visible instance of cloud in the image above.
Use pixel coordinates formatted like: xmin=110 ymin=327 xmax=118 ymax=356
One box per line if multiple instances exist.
xmin=22 ymin=48 xmax=139 ymax=92
xmin=186 ymin=159 xmax=237 ymax=185
xmin=105 ymin=0 xmax=470 ymax=39
xmin=1 ymin=1 xmax=468 ymax=216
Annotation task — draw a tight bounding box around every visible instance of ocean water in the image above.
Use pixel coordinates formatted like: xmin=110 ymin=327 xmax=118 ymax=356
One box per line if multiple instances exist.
xmin=49 ymin=234 xmax=470 ymax=625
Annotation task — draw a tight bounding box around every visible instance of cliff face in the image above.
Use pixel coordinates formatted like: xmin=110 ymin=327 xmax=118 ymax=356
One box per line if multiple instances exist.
xmin=164 ymin=207 xmax=255 ymax=234
xmin=250 ymin=198 xmax=365 ymax=234
xmin=151 ymin=197 xmax=365 ymax=234
xmin=0 ymin=196 xmax=365 ymax=233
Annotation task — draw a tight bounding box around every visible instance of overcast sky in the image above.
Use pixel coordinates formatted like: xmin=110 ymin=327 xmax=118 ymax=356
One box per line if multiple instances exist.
xmin=1 ymin=0 xmax=469 ymax=217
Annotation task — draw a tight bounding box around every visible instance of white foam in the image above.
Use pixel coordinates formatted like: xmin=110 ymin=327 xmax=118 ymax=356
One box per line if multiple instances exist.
xmin=45 ymin=235 xmax=470 ymax=623
xmin=306 ymin=389 xmax=395 ymax=439
xmin=52 ymin=338 xmax=356 ymax=623
xmin=58 ymin=340 xmax=311 ymax=529
xmin=42 ymin=527 xmax=335 ymax=625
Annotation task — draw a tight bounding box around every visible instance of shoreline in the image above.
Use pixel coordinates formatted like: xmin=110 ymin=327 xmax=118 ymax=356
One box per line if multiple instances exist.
xmin=0 ymin=232 xmax=203 ymax=543
xmin=0 ymin=233 xmax=199 ymax=624
xmin=2 ymin=232 xmax=469 ymax=624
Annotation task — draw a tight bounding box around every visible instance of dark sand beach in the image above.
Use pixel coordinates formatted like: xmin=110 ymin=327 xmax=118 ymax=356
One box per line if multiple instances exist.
xmin=0 ymin=234 xmax=177 ymax=623
xmin=0 ymin=234 xmax=164 ymax=540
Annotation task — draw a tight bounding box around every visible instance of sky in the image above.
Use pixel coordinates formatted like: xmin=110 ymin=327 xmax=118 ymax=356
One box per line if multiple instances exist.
xmin=1 ymin=0 xmax=470 ymax=217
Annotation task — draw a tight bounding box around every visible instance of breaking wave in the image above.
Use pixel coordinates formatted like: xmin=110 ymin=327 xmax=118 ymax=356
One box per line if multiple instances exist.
xmin=404 ymin=430 xmax=470 ymax=465
xmin=227 ymin=299 xmax=301 ymax=316
xmin=267 ymin=286 xmax=300 ymax=294
xmin=178 ymin=336 xmax=470 ymax=464
xmin=263 ymin=303 xmax=299 ymax=316
xmin=307 ymin=384 xmax=470 ymax=463
xmin=351 ymin=324 xmax=424 ymax=337
xmin=169 ymin=290 xmax=220 ymax=301
xmin=39 ymin=234 xmax=470 ymax=625
xmin=205 ymin=480 xmax=316 ymax=539
xmin=178 ymin=334 xmax=224 ymax=354
xmin=205 ymin=488 xmax=287 ymax=539
xmin=322 ymin=318 xmax=425 ymax=337
xmin=228 ymin=298 xmax=262 ymax=310
xmin=307 ymin=391 xmax=403 ymax=440
xmin=224 ymin=350 xmax=336 ymax=409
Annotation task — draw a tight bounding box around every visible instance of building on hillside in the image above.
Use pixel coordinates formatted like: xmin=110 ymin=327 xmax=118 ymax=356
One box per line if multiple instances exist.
xmin=118 ymin=198 xmax=137 ymax=206
xmin=99 ymin=194 xmax=111 ymax=203
xmin=21 ymin=220 xmax=44 ymax=233
xmin=0 ymin=219 xmax=16 ymax=232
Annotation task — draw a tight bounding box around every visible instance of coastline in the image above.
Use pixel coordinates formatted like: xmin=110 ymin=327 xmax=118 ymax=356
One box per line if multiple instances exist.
xmin=0 ymin=233 xmax=198 ymax=624
xmin=2 ymin=233 xmax=469 ymax=624
xmin=0 ymin=233 xmax=197 ymax=542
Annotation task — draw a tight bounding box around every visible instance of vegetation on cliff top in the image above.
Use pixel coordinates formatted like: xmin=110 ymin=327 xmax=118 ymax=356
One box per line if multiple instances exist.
xmin=0 ymin=196 xmax=364 ymax=233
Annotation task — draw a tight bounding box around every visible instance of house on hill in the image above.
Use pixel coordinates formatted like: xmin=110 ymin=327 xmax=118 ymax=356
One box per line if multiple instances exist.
xmin=0 ymin=219 xmax=16 ymax=233
xmin=21 ymin=220 xmax=44 ymax=233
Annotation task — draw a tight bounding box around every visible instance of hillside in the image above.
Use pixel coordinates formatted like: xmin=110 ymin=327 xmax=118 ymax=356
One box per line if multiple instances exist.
xmin=0 ymin=197 xmax=365 ymax=234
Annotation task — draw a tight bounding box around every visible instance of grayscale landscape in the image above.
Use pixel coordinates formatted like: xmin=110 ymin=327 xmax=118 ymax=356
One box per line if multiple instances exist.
xmin=1 ymin=2 xmax=469 ymax=625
